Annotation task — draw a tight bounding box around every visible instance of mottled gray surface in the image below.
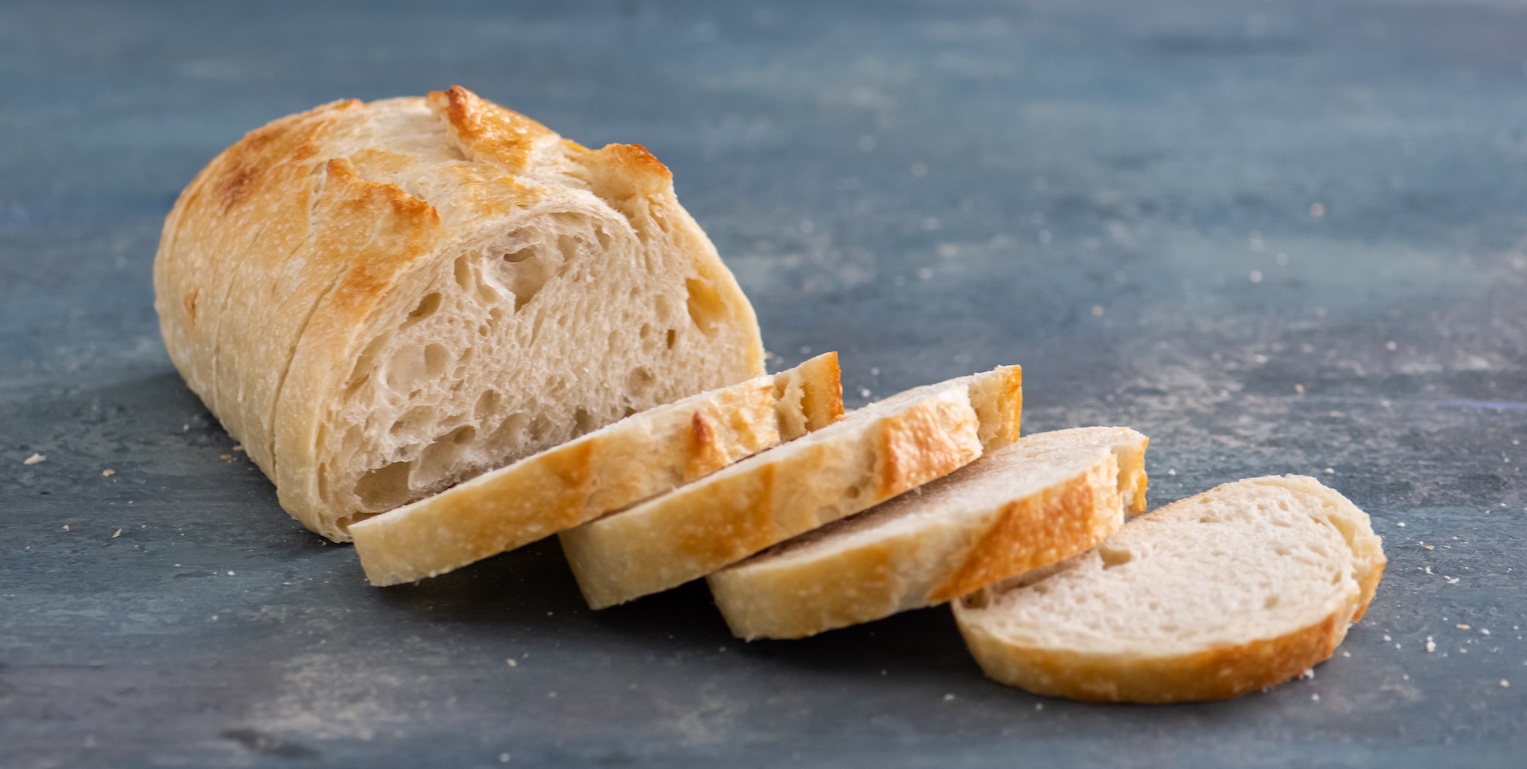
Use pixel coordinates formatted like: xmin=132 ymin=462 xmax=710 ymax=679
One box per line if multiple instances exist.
xmin=2 ymin=0 xmax=1525 ymax=766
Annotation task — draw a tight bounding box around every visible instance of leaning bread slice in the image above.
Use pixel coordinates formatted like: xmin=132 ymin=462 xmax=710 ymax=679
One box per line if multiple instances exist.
xmin=560 ymin=366 xmax=1022 ymax=609
xmin=351 ymin=352 xmax=843 ymax=586
xmin=708 ymin=427 xmax=1148 ymax=640
xmin=953 ymin=475 xmax=1386 ymax=703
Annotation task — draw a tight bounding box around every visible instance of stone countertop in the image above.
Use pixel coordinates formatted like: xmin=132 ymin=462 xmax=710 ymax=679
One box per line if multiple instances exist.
xmin=2 ymin=0 xmax=1524 ymax=766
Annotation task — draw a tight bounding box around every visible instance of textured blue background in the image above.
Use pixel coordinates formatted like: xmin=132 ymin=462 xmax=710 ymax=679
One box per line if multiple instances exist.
xmin=2 ymin=1 xmax=1524 ymax=766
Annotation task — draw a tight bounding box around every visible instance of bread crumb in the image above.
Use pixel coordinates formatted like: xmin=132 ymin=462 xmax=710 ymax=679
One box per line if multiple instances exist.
xmin=227 ymin=571 xmax=235 ymax=576
xmin=1425 ymin=545 xmax=1434 ymax=550
xmin=1309 ymin=202 xmax=1326 ymax=218
xmin=1341 ymin=651 xmax=1350 ymax=658
xmin=1502 ymin=680 xmax=1511 ymax=688
xmin=220 ymin=454 xmax=233 ymax=461
xmin=1035 ymin=703 xmax=1044 ymax=711
xmin=943 ymin=693 xmax=956 ymax=701
xmin=101 ymin=468 xmax=116 ymax=477
xmin=111 ymin=529 xmax=121 ymax=539
xmin=1458 ymin=624 xmax=1471 ymax=630
xmin=1396 ymin=522 xmax=1405 ymax=528
xmin=1091 ymin=305 xmax=1104 ymax=317
xmin=718 ymin=646 xmax=727 ymax=653
xmin=233 ymin=444 xmax=245 ymax=452
xmin=23 ymin=453 xmax=45 ymax=465
xmin=1324 ymin=467 xmax=1334 ymax=474
xmin=1248 ymin=270 xmax=1263 ymax=284
xmin=61 ymin=524 xmax=69 ymax=531
xmin=1426 ymin=636 xmax=1436 ymax=653
xmin=859 ymin=388 xmax=871 ymax=399
xmin=1482 ymin=629 xmax=1491 ymax=636
xmin=1295 ymin=383 xmax=1305 ymax=394
xmin=547 ymin=691 xmax=557 ymax=698
xmin=506 ymin=659 xmax=516 ymax=667
xmin=499 ymin=754 xmax=511 ymax=764
xmin=1298 ymin=668 xmax=1315 ymax=681
xmin=1311 ymin=693 xmax=1320 ymax=702
xmin=210 ymin=615 xmax=219 ymax=622
xmin=1445 ymin=576 xmax=1460 ymax=585
xmin=1383 ymin=634 xmax=1392 ymax=642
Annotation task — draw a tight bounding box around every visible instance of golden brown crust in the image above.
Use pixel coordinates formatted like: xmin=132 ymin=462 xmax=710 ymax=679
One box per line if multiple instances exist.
xmin=707 ymin=428 xmax=1142 ymax=640
xmin=930 ymin=463 xmax=1120 ymax=603
xmin=957 ymin=600 xmax=1350 ymax=703
xmin=561 ymin=370 xmax=1019 ymax=610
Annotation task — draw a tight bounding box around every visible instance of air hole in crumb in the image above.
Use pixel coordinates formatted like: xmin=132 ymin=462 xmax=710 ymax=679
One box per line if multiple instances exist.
xmin=502 ymin=246 xmax=537 ymax=264
xmin=845 ymin=485 xmax=863 ymax=501
xmin=453 ymin=256 xmax=474 ymax=291
xmin=666 ymin=329 xmax=678 ymax=350
xmin=404 ymin=292 xmax=442 ymax=328
xmin=355 ymin=460 xmax=413 ymax=511
xmin=685 ymin=276 xmax=727 ymax=334
xmin=573 ymin=407 xmax=597 ymax=435
xmin=1264 ymin=595 xmax=1281 ymax=609
xmin=626 ymin=367 xmax=656 ymax=396
xmin=391 ymin=405 xmax=437 ymax=436
xmin=424 ymin=344 xmax=450 ymax=378
xmin=474 ymin=391 xmax=501 ymax=420
xmin=415 ymin=425 xmax=477 ymax=488
xmin=529 ymin=414 xmax=556 ymax=443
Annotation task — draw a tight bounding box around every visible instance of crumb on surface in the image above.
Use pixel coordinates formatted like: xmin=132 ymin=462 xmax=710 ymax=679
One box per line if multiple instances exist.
xmin=102 ymin=468 xmax=116 ymax=477
xmin=23 ymin=453 xmax=45 ymax=465
xmin=111 ymin=529 xmax=121 ymax=538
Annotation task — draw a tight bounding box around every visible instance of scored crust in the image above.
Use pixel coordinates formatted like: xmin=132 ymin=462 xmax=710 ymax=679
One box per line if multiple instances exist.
xmin=350 ymin=353 xmax=843 ymax=586
xmin=708 ymin=427 xmax=1149 ymax=640
xmin=153 ymin=86 xmax=765 ymax=540
xmin=560 ymin=366 xmax=1023 ymax=610
xmin=952 ymin=475 xmax=1386 ymax=703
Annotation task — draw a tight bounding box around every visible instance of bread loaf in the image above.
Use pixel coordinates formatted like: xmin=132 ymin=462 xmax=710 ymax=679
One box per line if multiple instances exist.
xmin=352 ymin=352 xmax=843 ymax=586
xmin=153 ymin=86 xmax=764 ymax=540
xmin=560 ymin=366 xmax=1022 ymax=609
xmin=952 ymin=475 xmax=1386 ymax=703
xmin=709 ymin=427 xmax=1148 ymax=640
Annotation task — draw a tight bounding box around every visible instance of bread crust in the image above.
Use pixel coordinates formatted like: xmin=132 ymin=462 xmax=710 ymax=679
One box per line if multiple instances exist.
xmin=350 ymin=353 xmax=842 ymax=586
xmin=955 ymin=602 xmax=1352 ymax=703
xmin=707 ymin=428 xmax=1146 ymax=640
xmin=560 ymin=367 xmax=1021 ymax=610
xmin=153 ymin=87 xmax=765 ymax=540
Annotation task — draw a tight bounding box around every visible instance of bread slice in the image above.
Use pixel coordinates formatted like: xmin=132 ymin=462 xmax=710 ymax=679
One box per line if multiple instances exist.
xmin=154 ymin=85 xmax=765 ymax=541
xmin=560 ymin=366 xmax=1023 ymax=609
xmin=350 ymin=352 xmax=843 ymax=586
xmin=952 ymin=475 xmax=1386 ymax=703
xmin=708 ymin=427 xmax=1148 ymax=640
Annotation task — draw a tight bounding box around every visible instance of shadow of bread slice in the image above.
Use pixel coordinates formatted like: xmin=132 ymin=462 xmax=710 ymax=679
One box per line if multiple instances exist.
xmin=708 ymin=427 xmax=1148 ymax=640
xmin=560 ymin=365 xmax=1023 ymax=609
xmin=953 ymin=475 xmax=1386 ymax=703
xmin=351 ymin=352 xmax=843 ymax=586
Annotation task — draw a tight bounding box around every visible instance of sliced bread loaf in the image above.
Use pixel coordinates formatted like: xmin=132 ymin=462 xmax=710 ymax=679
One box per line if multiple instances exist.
xmin=952 ymin=475 xmax=1386 ymax=703
xmin=351 ymin=353 xmax=843 ymax=586
xmin=708 ymin=427 xmax=1148 ymax=640
xmin=560 ymin=366 xmax=1023 ymax=609
xmin=154 ymin=86 xmax=765 ymax=541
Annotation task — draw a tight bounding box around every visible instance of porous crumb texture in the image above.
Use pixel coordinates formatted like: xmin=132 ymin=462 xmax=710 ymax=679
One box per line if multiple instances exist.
xmin=349 ymin=353 xmax=843 ymax=587
xmin=707 ymin=427 xmax=1147 ymax=640
xmin=560 ymin=366 xmax=1021 ymax=610
xmin=953 ymin=475 xmax=1386 ymax=703
xmin=153 ymin=86 xmax=764 ymax=540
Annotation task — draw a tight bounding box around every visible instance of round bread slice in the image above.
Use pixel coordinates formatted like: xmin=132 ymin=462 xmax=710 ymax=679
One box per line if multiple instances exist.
xmin=952 ymin=475 xmax=1386 ymax=703
xmin=351 ymin=353 xmax=843 ymax=586
xmin=559 ymin=366 xmax=1023 ymax=609
xmin=153 ymin=85 xmax=764 ymax=541
xmin=708 ymin=427 xmax=1149 ymax=640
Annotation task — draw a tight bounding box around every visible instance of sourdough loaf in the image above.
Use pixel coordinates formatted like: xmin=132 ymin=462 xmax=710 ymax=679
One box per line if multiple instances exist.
xmin=154 ymin=86 xmax=763 ymax=540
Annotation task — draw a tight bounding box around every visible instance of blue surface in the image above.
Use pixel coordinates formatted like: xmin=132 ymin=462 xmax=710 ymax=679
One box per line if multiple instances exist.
xmin=2 ymin=1 xmax=1525 ymax=766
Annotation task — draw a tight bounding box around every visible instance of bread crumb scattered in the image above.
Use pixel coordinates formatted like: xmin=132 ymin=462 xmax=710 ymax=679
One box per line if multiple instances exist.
xmin=1311 ymin=693 xmax=1320 ymax=702
xmin=499 ymin=754 xmax=511 ymax=764
xmin=1425 ymin=545 xmax=1434 ymax=550
xmin=1396 ymin=522 xmax=1405 ymax=528
xmin=1445 ymin=576 xmax=1460 ymax=585
xmin=232 ymin=444 xmax=245 ymax=452
xmin=1295 ymin=383 xmax=1305 ymax=394
xmin=227 ymin=571 xmax=235 ymax=576
xmin=1482 ymin=629 xmax=1491 ymax=636
xmin=61 ymin=524 xmax=69 ymax=531
xmin=1324 ymin=467 xmax=1334 ymax=474
xmin=943 ymin=693 xmax=956 ymax=701
xmin=102 ymin=468 xmax=116 ymax=477
xmin=1457 ymin=624 xmax=1471 ymax=630
xmin=1298 ymin=668 xmax=1315 ymax=681
xmin=547 ymin=691 xmax=557 ymax=698
xmin=23 ymin=453 xmax=45 ymax=465
xmin=1426 ymin=636 xmax=1436 ymax=653
xmin=1502 ymin=679 xmax=1511 ymax=688
xmin=1309 ymin=202 xmax=1326 ymax=218
xmin=219 ymin=454 xmax=233 ymax=461
xmin=210 ymin=615 xmax=219 ymax=621
xmin=112 ymin=529 xmax=121 ymax=539
xmin=1035 ymin=702 xmax=1044 ymax=711
xmin=1091 ymin=305 xmax=1104 ymax=317
xmin=506 ymin=659 xmax=517 ymax=667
